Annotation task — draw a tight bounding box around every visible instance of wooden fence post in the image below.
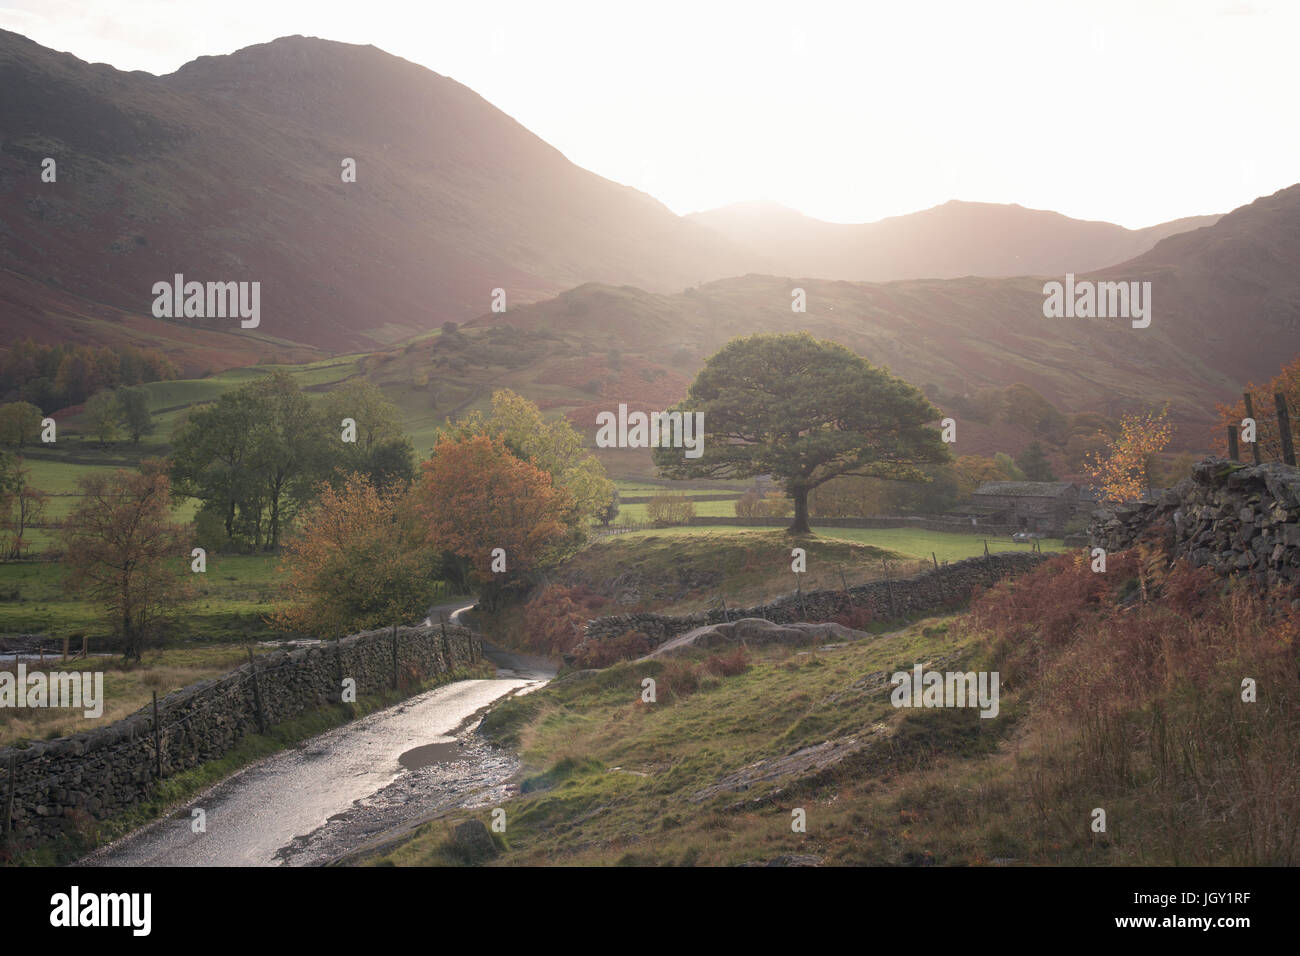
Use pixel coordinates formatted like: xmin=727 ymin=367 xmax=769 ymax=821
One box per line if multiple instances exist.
xmin=439 ymin=612 xmax=451 ymax=666
xmin=152 ymin=691 xmax=162 ymax=780
xmin=931 ymin=552 xmax=939 ymax=570
xmin=1276 ymin=393 xmax=1295 ymax=466
xmin=62 ymin=637 xmax=68 ymax=662
xmin=796 ymin=578 xmax=807 ymax=620
xmin=1227 ymin=425 xmax=1239 ymax=462
xmin=246 ymin=648 xmax=267 ymax=735
xmin=391 ymin=624 xmax=399 ymax=690
xmin=1243 ymin=393 xmax=1261 ymax=464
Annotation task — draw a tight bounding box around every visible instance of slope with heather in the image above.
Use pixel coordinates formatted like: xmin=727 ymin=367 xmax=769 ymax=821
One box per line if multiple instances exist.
xmin=0 ymin=30 xmax=752 ymax=360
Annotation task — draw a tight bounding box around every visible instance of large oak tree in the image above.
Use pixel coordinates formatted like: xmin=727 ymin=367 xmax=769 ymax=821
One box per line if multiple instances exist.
xmin=652 ymin=332 xmax=949 ymax=533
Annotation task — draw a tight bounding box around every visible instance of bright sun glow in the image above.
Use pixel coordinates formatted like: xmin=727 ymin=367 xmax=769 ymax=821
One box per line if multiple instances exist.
xmin=2 ymin=0 xmax=1296 ymax=227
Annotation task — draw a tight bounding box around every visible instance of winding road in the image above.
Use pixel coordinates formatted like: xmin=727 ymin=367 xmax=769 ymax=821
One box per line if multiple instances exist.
xmin=80 ymin=606 xmax=554 ymax=867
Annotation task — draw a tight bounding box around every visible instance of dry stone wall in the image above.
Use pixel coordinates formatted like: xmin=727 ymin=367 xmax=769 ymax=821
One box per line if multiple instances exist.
xmin=1089 ymin=457 xmax=1300 ymax=590
xmin=0 ymin=622 xmax=480 ymax=844
xmin=683 ymin=515 xmax=1017 ymax=534
xmin=580 ymin=551 xmax=1047 ymax=649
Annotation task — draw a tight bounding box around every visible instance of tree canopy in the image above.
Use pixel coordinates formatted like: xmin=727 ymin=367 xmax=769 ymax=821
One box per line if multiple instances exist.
xmin=0 ymin=402 xmax=44 ymax=448
xmin=445 ymin=389 xmax=615 ymax=528
xmin=273 ymin=473 xmax=438 ymax=635
xmin=652 ymin=332 xmax=949 ymax=533
xmin=61 ymin=461 xmax=188 ymax=661
xmin=414 ymin=433 xmax=572 ymax=607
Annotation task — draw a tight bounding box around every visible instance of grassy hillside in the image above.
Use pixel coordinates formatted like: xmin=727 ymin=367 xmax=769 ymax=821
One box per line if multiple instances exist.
xmin=376 ymin=613 xmax=987 ymax=867
xmin=480 ymin=528 xmax=1065 ymax=666
xmin=372 ymin=549 xmax=1299 ymax=867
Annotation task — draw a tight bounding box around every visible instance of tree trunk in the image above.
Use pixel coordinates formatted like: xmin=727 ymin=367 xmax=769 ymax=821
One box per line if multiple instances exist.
xmin=269 ymin=479 xmax=281 ymax=552
xmin=789 ymin=485 xmax=812 ymax=535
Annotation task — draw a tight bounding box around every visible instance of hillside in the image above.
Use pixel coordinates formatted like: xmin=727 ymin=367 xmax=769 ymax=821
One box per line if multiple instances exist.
xmin=688 ymin=199 xmax=1221 ymax=281
xmin=0 ymin=30 xmax=753 ymax=360
xmin=370 ymin=544 xmax=1299 ymax=867
xmin=0 ymin=27 xmax=1234 ymax=385
xmin=455 ymin=184 xmax=1300 ymax=452
xmin=29 ymin=180 xmax=1299 ymax=482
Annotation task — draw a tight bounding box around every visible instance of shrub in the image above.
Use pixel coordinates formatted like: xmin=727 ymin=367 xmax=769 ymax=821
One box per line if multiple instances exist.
xmin=646 ymin=494 xmax=695 ymax=526
xmin=734 ymin=490 xmax=763 ymax=518
xmin=762 ymin=491 xmax=792 ymax=517
xmin=704 ymin=647 xmax=750 ymax=677
xmin=969 ymin=547 xmax=1300 ymax=863
xmin=733 ymin=489 xmax=792 ymax=518
xmin=656 ymin=658 xmax=703 ymax=700
xmin=519 ymin=584 xmax=607 ymax=656
xmin=570 ymin=629 xmax=653 ymax=669
xmin=831 ymin=605 xmax=874 ymax=631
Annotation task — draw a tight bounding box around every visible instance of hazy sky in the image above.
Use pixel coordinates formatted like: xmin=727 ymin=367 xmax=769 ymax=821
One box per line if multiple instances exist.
xmin=3 ymin=0 xmax=1296 ymax=228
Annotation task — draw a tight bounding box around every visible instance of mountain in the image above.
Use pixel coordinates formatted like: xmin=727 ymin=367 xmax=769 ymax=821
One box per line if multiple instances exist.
xmin=687 ymin=199 xmax=1221 ymax=281
xmin=0 ymin=30 xmax=753 ymax=364
xmin=461 ymin=185 xmax=1300 ymax=450
xmin=3 ymin=27 xmax=1292 ymax=454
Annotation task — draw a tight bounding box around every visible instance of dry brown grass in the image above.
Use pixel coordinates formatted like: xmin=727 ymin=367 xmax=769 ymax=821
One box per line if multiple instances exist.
xmin=0 ymin=646 xmax=253 ymax=747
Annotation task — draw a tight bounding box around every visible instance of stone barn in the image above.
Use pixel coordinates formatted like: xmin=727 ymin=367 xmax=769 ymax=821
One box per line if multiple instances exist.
xmin=969 ymin=481 xmax=1081 ymax=535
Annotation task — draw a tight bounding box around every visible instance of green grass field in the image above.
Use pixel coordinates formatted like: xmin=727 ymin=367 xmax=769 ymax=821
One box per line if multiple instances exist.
xmin=600 ymin=524 xmax=1063 ymax=563
xmin=613 ymin=498 xmax=742 ymax=521
xmin=0 ymin=554 xmax=284 ymax=646
xmin=817 ymin=527 xmax=1063 ymax=562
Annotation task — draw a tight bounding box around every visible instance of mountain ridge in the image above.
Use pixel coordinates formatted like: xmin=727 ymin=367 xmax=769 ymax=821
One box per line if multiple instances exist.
xmin=687 ymin=198 xmax=1223 ymax=281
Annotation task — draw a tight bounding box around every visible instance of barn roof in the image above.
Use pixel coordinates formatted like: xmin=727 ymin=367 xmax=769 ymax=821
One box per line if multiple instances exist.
xmin=972 ymin=481 xmax=1077 ymax=498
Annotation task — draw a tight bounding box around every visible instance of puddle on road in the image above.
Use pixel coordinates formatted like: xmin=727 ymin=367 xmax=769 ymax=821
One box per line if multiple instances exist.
xmin=398 ymin=740 xmax=470 ymax=771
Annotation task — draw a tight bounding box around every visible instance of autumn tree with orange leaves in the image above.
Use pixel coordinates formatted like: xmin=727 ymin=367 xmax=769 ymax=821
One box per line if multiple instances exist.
xmin=1214 ymin=354 xmax=1300 ymax=462
xmin=1087 ymin=405 xmax=1174 ymax=503
xmin=61 ymin=460 xmax=189 ymax=661
xmin=273 ymin=473 xmax=439 ymax=636
xmin=414 ymin=434 xmax=572 ymax=608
